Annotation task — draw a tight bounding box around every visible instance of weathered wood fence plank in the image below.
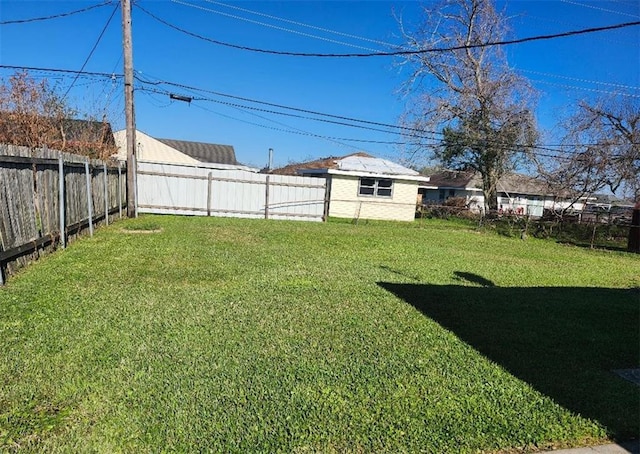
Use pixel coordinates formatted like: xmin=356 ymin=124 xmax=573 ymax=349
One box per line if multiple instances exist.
xmin=0 ymin=144 xmax=126 ymax=284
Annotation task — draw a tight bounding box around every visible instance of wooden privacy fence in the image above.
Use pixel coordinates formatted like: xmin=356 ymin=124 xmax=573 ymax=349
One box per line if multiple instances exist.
xmin=137 ymin=161 xmax=327 ymax=221
xmin=0 ymin=144 xmax=126 ymax=285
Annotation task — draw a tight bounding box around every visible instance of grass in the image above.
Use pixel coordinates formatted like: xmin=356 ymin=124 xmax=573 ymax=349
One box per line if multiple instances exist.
xmin=0 ymin=215 xmax=638 ymax=452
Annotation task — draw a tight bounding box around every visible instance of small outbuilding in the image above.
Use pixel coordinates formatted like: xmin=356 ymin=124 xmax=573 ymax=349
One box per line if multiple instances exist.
xmin=271 ymin=153 xmax=429 ymax=222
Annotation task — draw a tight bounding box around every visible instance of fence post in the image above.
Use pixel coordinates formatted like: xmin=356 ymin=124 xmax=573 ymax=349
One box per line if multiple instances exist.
xmin=207 ymin=171 xmax=212 ymax=216
xmin=322 ymin=178 xmax=331 ymax=222
xmin=58 ymin=154 xmax=66 ymax=249
xmin=117 ymin=162 xmax=122 ymax=218
xmin=265 ymin=175 xmax=270 ymax=219
xmin=85 ymin=160 xmax=94 ymax=237
xmin=133 ymin=153 xmax=138 ymax=218
xmin=103 ymin=163 xmax=109 ymax=226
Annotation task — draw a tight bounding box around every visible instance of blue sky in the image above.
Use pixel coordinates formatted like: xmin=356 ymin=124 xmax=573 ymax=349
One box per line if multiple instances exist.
xmin=1 ymin=0 xmax=639 ymax=168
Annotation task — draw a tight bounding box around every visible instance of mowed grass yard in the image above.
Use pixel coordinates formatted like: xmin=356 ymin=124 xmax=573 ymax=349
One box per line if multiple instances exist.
xmin=0 ymin=215 xmax=638 ymax=453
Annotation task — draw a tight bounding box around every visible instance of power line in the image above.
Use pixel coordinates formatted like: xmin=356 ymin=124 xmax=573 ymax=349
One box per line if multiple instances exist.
xmin=138 ymin=85 xmax=619 ymax=159
xmin=135 ymin=4 xmax=640 ymax=58
xmin=532 ymin=78 xmax=640 ymax=98
xmin=171 ymin=0 xmax=381 ymax=52
xmin=134 ymin=74 xmax=429 ymax=134
xmin=192 ymin=103 xmax=408 ymax=147
xmin=62 ymin=4 xmax=120 ymax=100
xmin=133 ymin=73 xmax=638 ymax=155
xmin=560 ymin=0 xmax=640 ymax=19
xmin=1 ymin=64 xmax=633 ymax=157
xmin=0 ymin=64 xmax=122 ymax=79
xmin=518 ymin=68 xmax=640 ymax=93
xmin=138 ymin=85 xmax=408 ymax=141
xmin=201 ymin=0 xmax=397 ymax=48
xmin=0 ymin=1 xmax=115 ymax=25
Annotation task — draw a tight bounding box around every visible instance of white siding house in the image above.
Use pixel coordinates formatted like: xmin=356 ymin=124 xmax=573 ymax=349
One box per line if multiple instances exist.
xmin=272 ymin=153 xmax=429 ymax=222
xmin=421 ymin=170 xmax=586 ymax=216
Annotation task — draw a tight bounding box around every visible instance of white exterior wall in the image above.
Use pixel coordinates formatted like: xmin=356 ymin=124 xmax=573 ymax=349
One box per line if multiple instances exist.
xmin=114 ymin=130 xmax=202 ymax=165
xmin=329 ymin=176 xmax=418 ymax=222
xmin=421 ymin=187 xmax=575 ymax=217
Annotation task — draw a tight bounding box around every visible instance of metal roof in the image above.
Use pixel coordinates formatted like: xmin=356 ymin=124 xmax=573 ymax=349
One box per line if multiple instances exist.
xmin=269 ymin=152 xmax=424 ymax=180
xmin=336 ymin=155 xmax=420 ymax=176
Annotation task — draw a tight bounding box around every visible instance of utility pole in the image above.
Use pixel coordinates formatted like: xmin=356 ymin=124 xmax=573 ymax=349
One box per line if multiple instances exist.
xmin=121 ymin=0 xmax=137 ymax=217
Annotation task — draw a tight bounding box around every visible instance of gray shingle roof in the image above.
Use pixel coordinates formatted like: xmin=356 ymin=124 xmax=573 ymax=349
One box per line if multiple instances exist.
xmin=156 ymin=138 xmax=239 ymax=165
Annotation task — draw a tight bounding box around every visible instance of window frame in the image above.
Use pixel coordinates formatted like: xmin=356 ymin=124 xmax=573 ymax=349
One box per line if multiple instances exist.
xmin=358 ymin=177 xmax=394 ymax=198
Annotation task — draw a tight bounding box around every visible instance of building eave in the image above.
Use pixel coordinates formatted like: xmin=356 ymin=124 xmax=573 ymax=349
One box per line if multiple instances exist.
xmin=301 ymin=168 xmax=430 ymax=183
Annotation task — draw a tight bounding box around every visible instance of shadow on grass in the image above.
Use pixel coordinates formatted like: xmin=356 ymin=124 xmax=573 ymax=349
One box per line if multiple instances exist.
xmin=378 ymin=280 xmax=640 ymax=440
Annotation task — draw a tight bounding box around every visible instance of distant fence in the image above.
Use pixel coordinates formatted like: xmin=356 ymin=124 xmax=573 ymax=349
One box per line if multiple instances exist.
xmin=0 ymin=144 xmax=126 ymax=284
xmin=137 ymin=161 xmax=327 ymax=221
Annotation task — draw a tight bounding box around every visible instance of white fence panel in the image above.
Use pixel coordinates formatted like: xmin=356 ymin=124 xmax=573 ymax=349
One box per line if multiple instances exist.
xmin=268 ymin=174 xmax=326 ymax=220
xmin=137 ymin=161 xmax=326 ymax=221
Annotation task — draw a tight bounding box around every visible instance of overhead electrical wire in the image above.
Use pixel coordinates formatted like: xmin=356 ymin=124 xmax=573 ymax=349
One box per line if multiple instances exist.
xmin=559 ymin=0 xmax=640 ymax=19
xmin=201 ymin=0 xmax=397 ymax=48
xmin=132 ymin=72 xmax=638 ymax=155
xmin=195 ymin=103 xmax=408 ymax=146
xmin=187 ymin=100 xmax=578 ymax=161
xmin=0 ymin=1 xmax=115 ymax=25
xmin=530 ymin=79 xmax=640 ymax=98
xmin=0 ymin=64 xmax=122 ymax=79
xmin=136 ymin=84 xmax=605 ymax=159
xmin=133 ymin=74 xmax=426 ymax=134
xmin=135 ymin=3 xmax=640 ymax=58
xmin=0 ymin=64 xmax=633 ymax=159
xmin=62 ymin=3 xmax=120 ymax=100
xmin=138 ymin=85 xmax=408 ymax=142
xmin=518 ymin=68 xmax=640 ymax=92
xmin=171 ymin=0 xmax=381 ymax=52
xmin=189 ymin=0 xmax=634 ymax=97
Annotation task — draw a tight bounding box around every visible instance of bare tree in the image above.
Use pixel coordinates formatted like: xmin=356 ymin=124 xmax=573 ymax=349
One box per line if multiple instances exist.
xmin=0 ymin=71 xmax=68 ymax=149
xmin=398 ymin=0 xmax=538 ymax=211
xmin=539 ymin=97 xmax=640 ymax=210
xmin=0 ymin=71 xmax=116 ymax=159
xmin=577 ymin=98 xmax=639 ymax=201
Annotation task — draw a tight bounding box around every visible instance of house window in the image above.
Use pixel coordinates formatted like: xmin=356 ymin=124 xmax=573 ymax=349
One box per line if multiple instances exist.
xmin=358 ymin=178 xmax=393 ymax=197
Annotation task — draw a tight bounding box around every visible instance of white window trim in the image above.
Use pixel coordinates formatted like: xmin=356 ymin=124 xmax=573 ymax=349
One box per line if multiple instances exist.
xmin=358 ymin=177 xmax=394 ymax=198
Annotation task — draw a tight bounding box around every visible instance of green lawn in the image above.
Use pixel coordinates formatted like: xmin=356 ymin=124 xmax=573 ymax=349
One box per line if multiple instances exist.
xmin=1 ymin=215 xmax=638 ymax=453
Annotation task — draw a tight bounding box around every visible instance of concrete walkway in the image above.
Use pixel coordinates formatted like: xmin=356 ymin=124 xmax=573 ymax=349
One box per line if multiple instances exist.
xmin=548 ymin=441 xmax=639 ymax=454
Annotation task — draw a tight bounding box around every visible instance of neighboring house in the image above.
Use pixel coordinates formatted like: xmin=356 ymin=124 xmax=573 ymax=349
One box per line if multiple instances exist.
xmin=421 ymin=170 xmax=581 ymax=217
xmin=271 ymin=153 xmax=430 ymax=222
xmin=113 ymin=129 xmax=255 ymax=170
